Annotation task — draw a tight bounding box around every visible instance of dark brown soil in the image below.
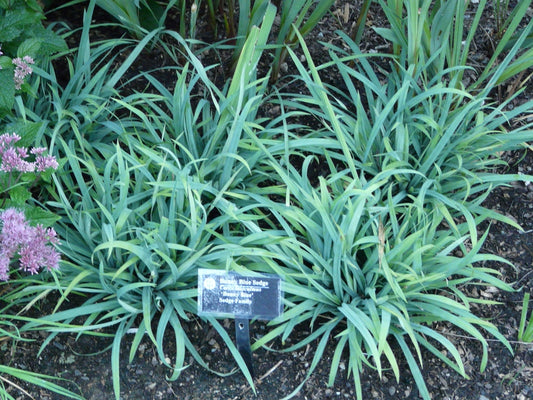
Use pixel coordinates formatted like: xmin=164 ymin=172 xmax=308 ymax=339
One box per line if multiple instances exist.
xmin=1 ymin=2 xmax=533 ymax=400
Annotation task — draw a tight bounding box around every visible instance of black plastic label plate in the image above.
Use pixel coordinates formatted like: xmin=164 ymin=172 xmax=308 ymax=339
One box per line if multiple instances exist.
xmin=198 ymin=269 xmax=283 ymax=320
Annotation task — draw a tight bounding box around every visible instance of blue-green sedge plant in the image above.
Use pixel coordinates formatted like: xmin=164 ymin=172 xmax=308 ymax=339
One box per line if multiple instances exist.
xmin=374 ymin=0 xmax=533 ymax=92
xmin=15 ymin=5 xmax=284 ymax=400
xmin=518 ymin=293 xmax=533 ymax=343
xmin=240 ymin=27 xmax=533 ymax=399
xmin=265 ymin=0 xmax=336 ymax=82
xmin=222 ymin=0 xmax=336 ymax=81
xmin=244 ymin=159 xmax=514 ymax=400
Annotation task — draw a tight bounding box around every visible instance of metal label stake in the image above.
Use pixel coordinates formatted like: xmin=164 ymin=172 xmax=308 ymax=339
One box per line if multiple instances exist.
xmin=198 ymin=269 xmax=283 ymax=381
xmin=235 ymin=318 xmax=254 ymax=378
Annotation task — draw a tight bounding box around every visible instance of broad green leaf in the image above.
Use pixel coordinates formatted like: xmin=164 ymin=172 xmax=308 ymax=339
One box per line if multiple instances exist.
xmin=24 ymin=206 xmax=61 ymax=227
xmin=0 ymin=68 xmax=15 ymax=115
xmin=17 ymin=37 xmax=42 ymax=58
xmin=9 ymin=185 xmax=31 ymax=206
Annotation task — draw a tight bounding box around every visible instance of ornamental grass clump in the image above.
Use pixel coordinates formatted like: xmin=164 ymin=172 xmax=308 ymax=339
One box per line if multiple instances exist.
xmin=242 ymin=30 xmax=533 ymax=400
xmin=7 ymin=2 xmax=533 ymax=399
xmin=249 ymin=160 xmax=514 ymax=400
xmin=17 ymin=7 xmax=283 ymax=399
xmin=374 ymin=0 xmax=533 ymax=91
xmin=283 ymin=30 xmax=533 ymax=233
xmin=34 ymin=133 xmax=286 ymax=398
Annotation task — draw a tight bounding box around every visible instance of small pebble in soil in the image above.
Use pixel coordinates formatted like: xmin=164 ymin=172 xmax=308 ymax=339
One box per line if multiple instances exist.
xmin=52 ymin=340 xmax=65 ymax=350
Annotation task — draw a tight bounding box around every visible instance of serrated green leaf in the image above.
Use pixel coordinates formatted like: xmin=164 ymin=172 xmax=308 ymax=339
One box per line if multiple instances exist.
xmin=37 ymin=27 xmax=68 ymax=55
xmin=9 ymin=185 xmax=31 ymax=205
xmin=4 ymin=121 xmax=43 ymax=145
xmin=0 ymin=55 xmax=11 ymax=69
xmin=0 ymin=68 xmax=15 ymax=116
xmin=17 ymin=37 xmax=42 ymax=58
xmin=0 ymin=23 xmax=22 ymax=44
xmin=24 ymin=24 xmax=68 ymax=56
xmin=23 ymin=206 xmax=61 ymax=227
xmin=0 ymin=8 xmax=39 ymax=43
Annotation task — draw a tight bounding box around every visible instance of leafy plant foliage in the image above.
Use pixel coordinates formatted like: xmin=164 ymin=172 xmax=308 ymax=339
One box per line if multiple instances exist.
xmin=2 ymin=1 xmax=533 ymax=400
xmin=244 ymin=29 xmax=533 ymax=397
xmin=0 ymin=0 xmax=66 ymax=115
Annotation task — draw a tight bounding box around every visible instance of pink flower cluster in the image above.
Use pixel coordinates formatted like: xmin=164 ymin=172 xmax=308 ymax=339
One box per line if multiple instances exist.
xmin=12 ymin=56 xmax=34 ymax=90
xmin=0 ymin=208 xmax=60 ymax=281
xmin=0 ymin=44 xmax=34 ymax=89
xmin=0 ymin=133 xmax=58 ymax=173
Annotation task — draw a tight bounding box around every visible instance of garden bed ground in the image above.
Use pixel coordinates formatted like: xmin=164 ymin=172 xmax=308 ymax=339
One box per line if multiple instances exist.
xmin=1 ymin=1 xmax=533 ymax=399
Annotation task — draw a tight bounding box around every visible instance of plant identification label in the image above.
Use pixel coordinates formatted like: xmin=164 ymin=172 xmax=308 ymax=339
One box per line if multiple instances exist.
xmin=198 ymin=269 xmax=283 ymax=320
